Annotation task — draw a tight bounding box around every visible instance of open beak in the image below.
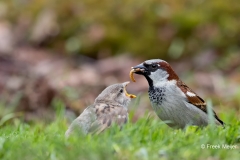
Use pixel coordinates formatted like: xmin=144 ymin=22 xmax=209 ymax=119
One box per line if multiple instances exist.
xmin=129 ymin=64 xmax=146 ymax=82
xmin=122 ymin=81 xmax=136 ymax=99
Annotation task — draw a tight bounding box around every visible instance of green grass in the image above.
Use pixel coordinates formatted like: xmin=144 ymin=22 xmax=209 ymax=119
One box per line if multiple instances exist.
xmin=0 ymin=111 xmax=239 ymax=160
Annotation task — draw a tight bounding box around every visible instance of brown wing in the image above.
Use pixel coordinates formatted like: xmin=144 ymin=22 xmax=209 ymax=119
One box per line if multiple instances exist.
xmin=65 ymin=104 xmax=97 ymax=136
xmin=89 ymin=103 xmax=128 ymax=134
xmin=177 ymin=80 xmax=224 ymax=125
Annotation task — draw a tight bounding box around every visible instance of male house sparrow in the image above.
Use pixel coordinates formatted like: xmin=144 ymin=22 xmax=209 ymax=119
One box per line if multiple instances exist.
xmin=130 ymin=59 xmax=224 ymax=129
xmin=65 ymin=82 xmax=136 ymax=137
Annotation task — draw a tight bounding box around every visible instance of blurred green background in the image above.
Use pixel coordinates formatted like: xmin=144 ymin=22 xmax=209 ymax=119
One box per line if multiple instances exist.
xmin=2 ymin=0 xmax=240 ymax=59
xmin=0 ymin=0 xmax=239 ymax=123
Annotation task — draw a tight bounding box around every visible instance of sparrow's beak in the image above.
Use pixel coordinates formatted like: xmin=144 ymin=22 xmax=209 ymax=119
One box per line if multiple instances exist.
xmin=122 ymin=81 xmax=136 ymax=99
xmin=130 ymin=63 xmax=147 ymax=82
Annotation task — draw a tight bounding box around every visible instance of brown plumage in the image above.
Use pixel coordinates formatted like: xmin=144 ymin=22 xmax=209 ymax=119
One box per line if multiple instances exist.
xmin=90 ymin=103 xmax=129 ymax=134
xmin=65 ymin=82 xmax=136 ymax=137
xmin=177 ymin=80 xmax=223 ymax=125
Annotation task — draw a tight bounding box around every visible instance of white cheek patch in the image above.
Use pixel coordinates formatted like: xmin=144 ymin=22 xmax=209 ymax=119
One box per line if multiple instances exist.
xmin=186 ymin=91 xmax=196 ymax=97
xmin=149 ymin=69 xmax=169 ymax=86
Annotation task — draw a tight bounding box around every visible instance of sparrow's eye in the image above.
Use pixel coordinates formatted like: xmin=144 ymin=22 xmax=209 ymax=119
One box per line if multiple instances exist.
xmin=119 ymin=89 xmax=123 ymax=93
xmin=151 ymin=64 xmax=157 ymax=69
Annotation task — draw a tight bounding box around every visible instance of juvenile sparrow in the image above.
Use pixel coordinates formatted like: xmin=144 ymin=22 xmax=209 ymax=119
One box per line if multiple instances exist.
xmin=65 ymin=82 xmax=136 ymax=137
xmin=130 ymin=59 xmax=224 ymax=129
